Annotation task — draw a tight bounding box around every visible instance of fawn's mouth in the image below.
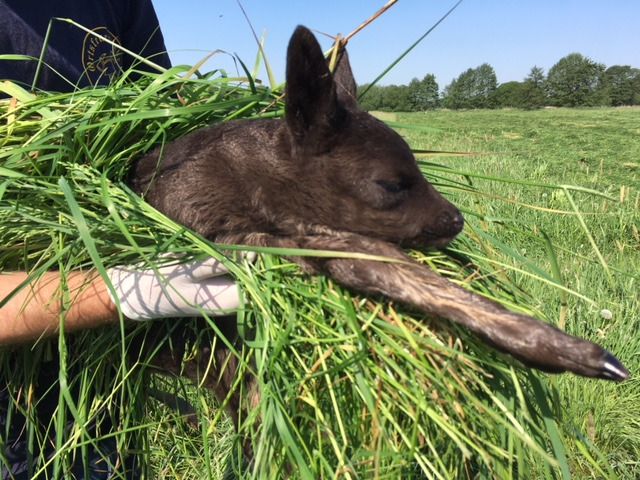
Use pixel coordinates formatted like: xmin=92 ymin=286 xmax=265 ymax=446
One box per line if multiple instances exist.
xmin=402 ymin=233 xmax=459 ymax=250
xmin=410 ymin=211 xmax=464 ymax=249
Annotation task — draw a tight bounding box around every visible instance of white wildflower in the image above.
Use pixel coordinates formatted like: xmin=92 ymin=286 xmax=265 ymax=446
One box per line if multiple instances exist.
xmin=600 ymin=309 xmax=613 ymax=320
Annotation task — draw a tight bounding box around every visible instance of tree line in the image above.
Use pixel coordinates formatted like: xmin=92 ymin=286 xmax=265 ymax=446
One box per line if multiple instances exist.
xmin=358 ymin=53 xmax=640 ymax=111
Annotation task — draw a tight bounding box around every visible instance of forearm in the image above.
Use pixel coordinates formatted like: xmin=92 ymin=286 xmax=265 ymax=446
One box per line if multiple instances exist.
xmin=0 ymin=258 xmax=243 ymax=345
xmin=0 ymin=271 xmax=119 ymax=345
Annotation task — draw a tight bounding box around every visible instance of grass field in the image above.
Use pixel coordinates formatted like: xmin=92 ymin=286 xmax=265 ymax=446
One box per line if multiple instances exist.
xmin=397 ymin=107 xmax=640 ymax=478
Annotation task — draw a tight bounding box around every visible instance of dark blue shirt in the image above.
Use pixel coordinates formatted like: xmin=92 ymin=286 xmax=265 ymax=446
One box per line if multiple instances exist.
xmin=0 ymin=0 xmax=171 ymax=91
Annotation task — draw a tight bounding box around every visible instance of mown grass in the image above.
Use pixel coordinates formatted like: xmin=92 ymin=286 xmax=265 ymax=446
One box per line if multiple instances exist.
xmin=1 ymin=62 xmax=637 ymax=480
xmin=397 ymin=107 xmax=640 ymax=478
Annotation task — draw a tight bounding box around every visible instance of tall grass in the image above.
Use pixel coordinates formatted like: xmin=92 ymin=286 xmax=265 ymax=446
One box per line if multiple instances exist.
xmin=0 ymin=68 xmax=636 ymax=479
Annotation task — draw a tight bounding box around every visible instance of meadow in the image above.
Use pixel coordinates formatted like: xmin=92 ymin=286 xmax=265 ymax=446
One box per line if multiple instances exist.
xmin=0 ymin=67 xmax=638 ymax=479
xmin=397 ymin=107 xmax=640 ymax=478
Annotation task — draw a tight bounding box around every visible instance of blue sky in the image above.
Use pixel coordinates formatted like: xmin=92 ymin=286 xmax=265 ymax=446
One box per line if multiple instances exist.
xmin=152 ymin=1 xmax=640 ymax=89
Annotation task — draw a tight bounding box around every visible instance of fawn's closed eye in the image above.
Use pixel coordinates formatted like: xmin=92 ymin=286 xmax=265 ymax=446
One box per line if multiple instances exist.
xmin=371 ymin=179 xmax=412 ymax=209
xmin=375 ymin=180 xmax=406 ymax=194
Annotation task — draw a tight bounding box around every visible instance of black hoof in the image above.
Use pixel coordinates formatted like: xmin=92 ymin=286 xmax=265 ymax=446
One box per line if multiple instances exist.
xmin=599 ymin=351 xmax=630 ymax=381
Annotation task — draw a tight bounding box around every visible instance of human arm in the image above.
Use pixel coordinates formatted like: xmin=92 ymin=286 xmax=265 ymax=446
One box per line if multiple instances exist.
xmin=0 ymin=271 xmax=118 ymax=345
xmin=0 ymin=258 xmax=243 ymax=345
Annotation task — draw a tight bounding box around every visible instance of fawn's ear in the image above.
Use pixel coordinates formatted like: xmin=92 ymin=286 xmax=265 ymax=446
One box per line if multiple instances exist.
xmin=331 ymin=48 xmax=357 ymax=107
xmin=285 ymin=26 xmax=347 ymax=146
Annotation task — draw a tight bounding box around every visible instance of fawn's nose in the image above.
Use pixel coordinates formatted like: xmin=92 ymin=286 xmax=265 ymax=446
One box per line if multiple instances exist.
xmin=435 ymin=209 xmax=464 ymax=237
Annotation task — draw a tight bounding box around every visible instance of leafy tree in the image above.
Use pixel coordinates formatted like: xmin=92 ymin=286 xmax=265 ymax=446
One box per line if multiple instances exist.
xmin=546 ymin=53 xmax=607 ymax=107
xmin=520 ymin=66 xmax=547 ymax=109
xmin=383 ymin=84 xmax=412 ymax=111
xmin=358 ymin=84 xmax=385 ymax=111
xmin=604 ymin=65 xmax=640 ymax=106
xmin=473 ymin=63 xmax=498 ymax=108
xmin=442 ymin=63 xmax=497 ymax=109
xmin=408 ymin=74 xmax=440 ymax=110
xmin=359 ymin=82 xmax=417 ymax=112
xmin=492 ymin=81 xmax=526 ymax=108
xmin=441 ymin=72 xmax=467 ymax=109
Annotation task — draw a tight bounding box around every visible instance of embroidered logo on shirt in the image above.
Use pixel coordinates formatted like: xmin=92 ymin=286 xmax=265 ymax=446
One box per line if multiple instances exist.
xmin=82 ymin=27 xmax=123 ymax=85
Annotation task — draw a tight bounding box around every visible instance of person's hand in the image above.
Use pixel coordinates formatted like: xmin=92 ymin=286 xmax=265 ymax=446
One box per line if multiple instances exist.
xmin=107 ymin=257 xmax=245 ymax=320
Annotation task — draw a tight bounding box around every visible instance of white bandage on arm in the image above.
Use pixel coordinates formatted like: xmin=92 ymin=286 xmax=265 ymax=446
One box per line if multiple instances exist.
xmin=107 ymin=257 xmax=243 ymax=320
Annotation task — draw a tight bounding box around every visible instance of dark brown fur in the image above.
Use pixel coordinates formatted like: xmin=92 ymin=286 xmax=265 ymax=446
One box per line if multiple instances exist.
xmin=130 ymin=25 xmax=628 ymax=448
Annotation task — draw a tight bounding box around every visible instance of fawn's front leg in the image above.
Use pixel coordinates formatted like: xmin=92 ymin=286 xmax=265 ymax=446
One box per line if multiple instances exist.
xmin=230 ymin=231 xmax=628 ymax=381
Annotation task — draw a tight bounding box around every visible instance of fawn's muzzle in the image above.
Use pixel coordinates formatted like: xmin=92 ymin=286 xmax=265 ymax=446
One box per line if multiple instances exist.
xmin=433 ymin=209 xmax=464 ymax=238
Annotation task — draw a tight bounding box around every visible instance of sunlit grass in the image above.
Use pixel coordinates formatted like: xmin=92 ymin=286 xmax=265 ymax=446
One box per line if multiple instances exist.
xmin=400 ymin=108 xmax=640 ymax=478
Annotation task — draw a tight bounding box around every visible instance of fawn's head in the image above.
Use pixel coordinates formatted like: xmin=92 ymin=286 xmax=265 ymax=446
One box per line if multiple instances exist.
xmin=282 ymin=26 xmax=463 ymax=248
